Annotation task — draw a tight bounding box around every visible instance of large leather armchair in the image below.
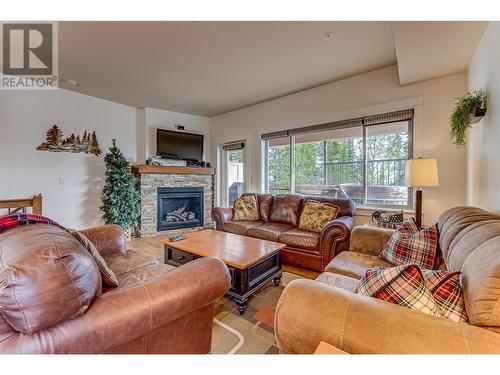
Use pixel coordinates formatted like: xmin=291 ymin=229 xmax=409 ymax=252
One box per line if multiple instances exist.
xmin=0 ymin=224 xmax=230 ymax=354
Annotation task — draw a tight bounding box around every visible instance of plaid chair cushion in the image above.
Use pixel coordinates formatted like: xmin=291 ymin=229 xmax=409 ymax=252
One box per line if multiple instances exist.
xmin=355 ymin=264 xmax=441 ymax=317
xmin=379 ymin=219 xmax=442 ymax=269
xmin=421 ymin=269 xmax=469 ymax=323
xmin=0 ymin=213 xmax=66 ymax=235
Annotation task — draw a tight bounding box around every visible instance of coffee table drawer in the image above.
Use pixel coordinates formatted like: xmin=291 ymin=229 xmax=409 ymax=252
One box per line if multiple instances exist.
xmin=166 ymin=247 xmax=195 ymax=266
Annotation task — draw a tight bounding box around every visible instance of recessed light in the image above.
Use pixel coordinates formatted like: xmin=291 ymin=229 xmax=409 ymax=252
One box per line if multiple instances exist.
xmin=324 ymin=32 xmax=334 ymax=40
xmin=62 ymin=78 xmax=79 ymax=87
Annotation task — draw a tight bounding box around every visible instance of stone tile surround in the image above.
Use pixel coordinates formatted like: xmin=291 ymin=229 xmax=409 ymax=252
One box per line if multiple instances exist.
xmin=135 ymin=172 xmax=214 ymax=237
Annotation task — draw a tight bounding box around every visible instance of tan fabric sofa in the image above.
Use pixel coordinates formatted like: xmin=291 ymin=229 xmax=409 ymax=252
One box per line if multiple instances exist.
xmin=275 ymin=206 xmax=500 ymax=354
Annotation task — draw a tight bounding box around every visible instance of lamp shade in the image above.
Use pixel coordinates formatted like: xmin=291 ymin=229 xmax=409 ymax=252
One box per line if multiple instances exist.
xmin=405 ymin=158 xmax=439 ymax=187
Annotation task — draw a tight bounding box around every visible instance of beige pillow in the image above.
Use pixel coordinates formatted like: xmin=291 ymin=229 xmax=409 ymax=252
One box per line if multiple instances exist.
xmin=71 ymin=231 xmax=119 ymax=288
xmin=298 ymin=200 xmax=339 ymax=233
xmin=233 ymin=194 xmax=260 ymax=221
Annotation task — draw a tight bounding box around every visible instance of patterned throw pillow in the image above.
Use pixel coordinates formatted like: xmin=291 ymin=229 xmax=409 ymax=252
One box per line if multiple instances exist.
xmin=233 ymin=194 xmax=260 ymax=221
xmin=355 ymin=265 xmax=441 ymax=317
xmin=421 ymin=269 xmax=468 ymax=323
xmin=379 ymin=219 xmax=442 ymax=269
xmin=298 ymin=200 xmax=339 ymax=233
xmin=71 ymin=231 xmax=119 ymax=288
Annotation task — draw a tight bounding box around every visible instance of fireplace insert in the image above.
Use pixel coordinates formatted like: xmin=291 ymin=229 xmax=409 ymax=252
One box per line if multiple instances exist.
xmin=157 ymin=187 xmax=204 ymax=231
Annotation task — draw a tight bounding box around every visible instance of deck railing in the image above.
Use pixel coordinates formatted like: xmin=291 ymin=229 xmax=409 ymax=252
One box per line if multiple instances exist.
xmin=269 ymin=158 xmax=407 ymax=195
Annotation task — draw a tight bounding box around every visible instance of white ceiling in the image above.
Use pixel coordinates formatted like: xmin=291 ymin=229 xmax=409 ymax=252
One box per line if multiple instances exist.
xmin=58 ymin=22 xmax=396 ymax=116
xmin=393 ymin=21 xmax=488 ymax=85
xmin=57 ymin=21 xmax=488 ymax=117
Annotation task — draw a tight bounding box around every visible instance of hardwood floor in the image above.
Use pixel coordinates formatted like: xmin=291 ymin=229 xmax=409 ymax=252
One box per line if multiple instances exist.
xmin=128 ymin=235 xmax=319 ymax=279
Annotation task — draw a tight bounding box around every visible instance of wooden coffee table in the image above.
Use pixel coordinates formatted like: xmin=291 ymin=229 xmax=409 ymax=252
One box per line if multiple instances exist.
xmin=161 ymin=229 xmax=285 ymax=314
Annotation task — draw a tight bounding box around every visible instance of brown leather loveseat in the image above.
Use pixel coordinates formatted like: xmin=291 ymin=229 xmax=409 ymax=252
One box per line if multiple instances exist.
xmin=212 ymin=194 xmax=355 ymax=272
xmin=275 ymin=206 xmax=500 ymax=354
xmin=0 ymin=224 xmax=230 ymax=354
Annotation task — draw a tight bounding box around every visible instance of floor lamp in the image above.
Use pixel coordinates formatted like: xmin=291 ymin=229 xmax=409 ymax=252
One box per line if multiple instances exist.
xmin=405 ymin=158 xmax=439 ymax=228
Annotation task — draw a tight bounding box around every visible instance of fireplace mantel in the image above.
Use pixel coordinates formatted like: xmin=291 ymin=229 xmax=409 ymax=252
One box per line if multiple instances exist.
xmin=131 ymin=165 xmax=215 ymax=175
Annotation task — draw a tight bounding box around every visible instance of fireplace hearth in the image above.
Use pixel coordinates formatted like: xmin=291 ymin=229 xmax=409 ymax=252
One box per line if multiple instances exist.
xmin=157 ymin=187 xmax=204 ymax=231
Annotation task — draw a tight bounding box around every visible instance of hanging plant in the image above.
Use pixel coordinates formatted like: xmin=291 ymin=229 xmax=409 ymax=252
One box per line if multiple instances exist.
xmin=449 ymin=89 xmax=487 ymax=146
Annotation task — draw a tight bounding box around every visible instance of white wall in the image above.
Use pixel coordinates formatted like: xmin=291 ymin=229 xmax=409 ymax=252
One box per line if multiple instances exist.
xmin=0 ymin=89 xmax=137 ymax=229
xmin=142 ymin=107 xmax=211 ymax=164
xmin=467 ymin=22 xmax=500 ymax=213
xmin=210 ymin=65 xmax=467 ymax=224
xmin=0 ymin=89 xmax=211 ymax=229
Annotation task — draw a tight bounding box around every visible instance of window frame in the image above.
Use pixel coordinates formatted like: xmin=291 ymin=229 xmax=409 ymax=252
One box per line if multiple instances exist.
xmin=262 ymin=110 xmax=414 ymax=210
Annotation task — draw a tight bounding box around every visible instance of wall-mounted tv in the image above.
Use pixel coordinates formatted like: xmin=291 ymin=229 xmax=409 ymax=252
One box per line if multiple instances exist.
xmin=156 ymin=129 xmax=204 ymax=161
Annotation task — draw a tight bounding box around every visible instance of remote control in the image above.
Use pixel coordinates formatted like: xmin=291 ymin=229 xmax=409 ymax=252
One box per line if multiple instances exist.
xmin=169 ymin=235 xmax=188 ymax=242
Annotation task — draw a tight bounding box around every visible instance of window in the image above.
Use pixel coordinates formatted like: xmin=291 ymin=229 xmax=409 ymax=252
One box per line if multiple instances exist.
xmin=262 ymin=110 xmax=413 ymax=208
xmin=220 ymin=141 xmax=246 ymax=207
xmin=265 ymin=136 xmax=291 ymax=195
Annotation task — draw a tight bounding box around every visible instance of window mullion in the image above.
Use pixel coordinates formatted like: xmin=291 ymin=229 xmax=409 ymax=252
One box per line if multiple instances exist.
xmin=290 ymin=135 xmax=295 ymax=194
xmin=362 ymin=125 xmax=368 ymax=205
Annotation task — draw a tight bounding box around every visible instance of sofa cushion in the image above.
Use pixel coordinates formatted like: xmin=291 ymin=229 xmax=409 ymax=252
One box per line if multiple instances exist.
xmin=315 ymin=272 xmax=359 ymax=293
xmin=257 ymin=194 xmax=273 ymax=222
xmin=224 ymin=220 xmax=264 ymax=236
xmin=421 ymin=269 xmax=468 ymax=323
xmin=380 ymin=219 xmax=442 ymax=270
xmin=298 ymin=200 xmax=339 ymax=233
xmin=355 ymin=265 xmax=441 ymax=318
xmin=325 ymin=251 xmax=393 ymax=279
xmin=117 ymin=263 xmax=175 ymax=286
xmin=233 ymin=194 xmax=260 ymax=221
xmin=104 ymin=250 xmax=159 ymax=276
xmin=0 ymin=225 xmax=101 ymax=334
xmin=71 ymin=230 xmax=119 ymax=288
xmin=269 ymin=195 xmax=303 ymax=226
xmin=279 ymin=228 xmax=320 ymax=252
xmin=247 ymin=222 xmax=295 ymax=242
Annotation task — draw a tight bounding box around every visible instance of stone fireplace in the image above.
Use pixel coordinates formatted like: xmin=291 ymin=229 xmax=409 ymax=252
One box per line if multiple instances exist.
xmin=132 ymin=165 xmax=215 ymax=237
xmin=157 ymin=187 xmax=204 ymax=231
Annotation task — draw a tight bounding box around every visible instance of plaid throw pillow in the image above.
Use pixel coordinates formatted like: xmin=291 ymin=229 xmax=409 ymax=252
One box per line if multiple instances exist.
xmin=421 ymin=269 xmax=468 ymax=323
xmin=0 ymin=213 xmax=66 ymax=235
xmin=379 ymin=219 xmax=442 ymax=269
xmin=355 ymin=265 xmax=441 ymax=317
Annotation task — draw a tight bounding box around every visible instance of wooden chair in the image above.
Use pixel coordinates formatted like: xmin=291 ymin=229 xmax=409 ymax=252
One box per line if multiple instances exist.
xmin=0 ymin=194 xmax=42 ymax=215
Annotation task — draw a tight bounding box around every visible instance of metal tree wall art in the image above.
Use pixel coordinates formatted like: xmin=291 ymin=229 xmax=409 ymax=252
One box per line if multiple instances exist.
xmin=36 ymin=125 xmax=102 ymax=156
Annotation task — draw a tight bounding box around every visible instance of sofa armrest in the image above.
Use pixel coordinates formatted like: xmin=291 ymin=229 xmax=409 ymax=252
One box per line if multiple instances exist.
xmin=275 ymin=279 xmax=500 ymax=354
xmin=349 ymin=225 xmax=394 ymax=256
xmin=319 ymin=216 xmax=353 ymax=269
xmin=0 ymin=257 xmax=230 ymax=353
xmin=211 ymin=207 xmax=233 ymax=230
xmin=79 ymin=224 xmax=126 ymax=257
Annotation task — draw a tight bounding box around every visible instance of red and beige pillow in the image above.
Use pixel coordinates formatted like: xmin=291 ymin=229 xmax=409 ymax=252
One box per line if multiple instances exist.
xmin=355 ymin=265 xmax=468 ymax=323
xmin=421 ymin=269 xmax=468 ymax=323
xmin=298 ymin=200 xmax=339 ymax=233
xmin=355 ymin=264 xmax=441 ymax=317
xmin=233 ymin=194 xmax=260 ymax=221
xmin=379 ymin=219 xmax=442 ymax=270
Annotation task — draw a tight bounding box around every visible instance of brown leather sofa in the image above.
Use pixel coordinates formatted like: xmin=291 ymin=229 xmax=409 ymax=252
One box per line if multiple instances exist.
xmin=0 ymin=224 xmax=230 ymax=354
xmin=211 ymin=194 xmax=355 ymax=272
xmin=275 ymin=206 xmax=500 ymax=354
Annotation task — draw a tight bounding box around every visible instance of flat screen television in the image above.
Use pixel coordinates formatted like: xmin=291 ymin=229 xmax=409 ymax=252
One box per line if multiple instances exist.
xmin=156 ymin=129 xmax=204 ymax=161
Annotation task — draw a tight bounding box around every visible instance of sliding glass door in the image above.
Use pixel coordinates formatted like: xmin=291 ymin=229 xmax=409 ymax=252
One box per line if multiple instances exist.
xmin=220 ymin=141 xmax=246 ymax=207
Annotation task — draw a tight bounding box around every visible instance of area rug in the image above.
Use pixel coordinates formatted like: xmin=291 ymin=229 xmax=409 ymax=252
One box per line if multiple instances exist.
xmin=210 ymin=271 xmax=304 ymax=354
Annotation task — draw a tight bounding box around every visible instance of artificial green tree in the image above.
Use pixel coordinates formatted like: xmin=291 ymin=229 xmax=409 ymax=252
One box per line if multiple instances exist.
xmin=100 ymin=140 xmax=140 ymax=233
